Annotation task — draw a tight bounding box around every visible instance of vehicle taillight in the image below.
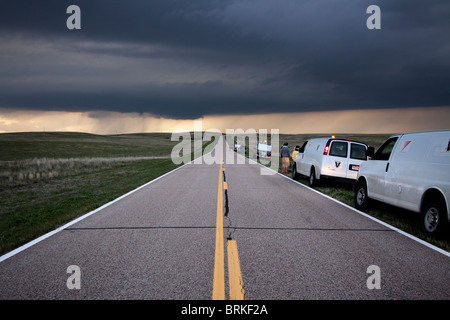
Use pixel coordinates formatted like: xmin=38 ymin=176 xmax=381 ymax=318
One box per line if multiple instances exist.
xmin=323 ymin=145 xmax=329 ymax=155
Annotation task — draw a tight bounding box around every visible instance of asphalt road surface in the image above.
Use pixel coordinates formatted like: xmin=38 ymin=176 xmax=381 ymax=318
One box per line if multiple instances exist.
xmin=1 ymin=136 xmax=449 ymax=300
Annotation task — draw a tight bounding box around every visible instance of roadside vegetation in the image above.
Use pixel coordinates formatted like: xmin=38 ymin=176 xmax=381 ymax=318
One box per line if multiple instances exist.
xmin=232 ymin=133 xmax=450 ymax=252
xmin=0 ymin=132 xmax=212 ymax=255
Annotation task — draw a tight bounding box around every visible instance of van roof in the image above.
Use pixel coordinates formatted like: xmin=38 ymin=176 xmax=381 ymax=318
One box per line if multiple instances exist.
xmin=305 ymin=137 xmax=368 ymax=146
xmin=397 ymin=129 xmax=450 ymax=135
xmin=389 ymin=129 xmax=450 ymax=139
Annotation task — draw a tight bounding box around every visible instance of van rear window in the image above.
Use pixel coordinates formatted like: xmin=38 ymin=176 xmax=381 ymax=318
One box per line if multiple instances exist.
xmin=329 ymin=141 xmax=348 ymax=158
xmin=351 ymin=143 xmax=367 ymax=160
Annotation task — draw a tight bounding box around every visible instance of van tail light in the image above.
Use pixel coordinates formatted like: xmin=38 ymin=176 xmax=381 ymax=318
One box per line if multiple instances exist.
xmin=323 ymin=139 xmax=332 ymax=155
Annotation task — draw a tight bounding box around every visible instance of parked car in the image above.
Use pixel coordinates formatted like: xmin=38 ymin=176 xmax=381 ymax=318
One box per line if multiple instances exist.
xmin=354 ymin=130 xmax=450 ymax=237
xmin=292 ymin=137 xmax=373 ymax=187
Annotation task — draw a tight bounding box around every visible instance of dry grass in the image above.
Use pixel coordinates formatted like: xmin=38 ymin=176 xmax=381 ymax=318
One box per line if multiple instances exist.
xmin=0 ymin=156 xmax=169 ymax=186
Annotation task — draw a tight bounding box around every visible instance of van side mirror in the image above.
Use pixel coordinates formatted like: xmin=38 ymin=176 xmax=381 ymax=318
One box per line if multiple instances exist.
xmin=367 ymin=146 xmax=375 ymax=159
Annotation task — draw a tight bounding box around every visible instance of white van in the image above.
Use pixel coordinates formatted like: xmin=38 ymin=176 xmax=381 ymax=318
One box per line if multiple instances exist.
xmin=354 ymin=130 xmax=450 ymax=237
xmin=257 ymin=143 xmax=272 ymax=158
xmin=292 ymin=137 xmax=371 ymax=187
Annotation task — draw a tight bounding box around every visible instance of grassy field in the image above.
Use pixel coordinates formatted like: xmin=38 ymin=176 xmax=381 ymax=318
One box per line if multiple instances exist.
xmin=232 ymin=133 xmax=450 ymax=252
xmin=0 ymin=131 xmax=211 ymax=255
xmin=0 ymin=131 xmax=177 ymax=161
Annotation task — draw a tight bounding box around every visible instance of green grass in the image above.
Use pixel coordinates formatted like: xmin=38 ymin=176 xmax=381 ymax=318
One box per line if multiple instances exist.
xmin=0 ymin=159 xmax=178 ymax=254
xmin=0 ymin=131 xmax=214 ymax=255
xmin=0 ymin=131 xmax=177 ymax=160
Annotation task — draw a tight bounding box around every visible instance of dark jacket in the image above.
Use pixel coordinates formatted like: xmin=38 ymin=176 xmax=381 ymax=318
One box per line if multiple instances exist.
xmin=280 ymin=145 xmax=290 ymax=158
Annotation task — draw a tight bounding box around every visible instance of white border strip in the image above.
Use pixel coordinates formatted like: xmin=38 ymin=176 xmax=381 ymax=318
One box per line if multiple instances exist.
xmin=0 ymin=160 xmax=193 ymax=263
xmin=249 ymin=158 xmax=450 ymax=258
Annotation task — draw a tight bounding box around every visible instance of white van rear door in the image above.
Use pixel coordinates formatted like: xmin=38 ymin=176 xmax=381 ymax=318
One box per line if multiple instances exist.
xmin=347 ymin=143 xmax=367 ymax=180
xmin=323 ymin=141 xmax=348 ymax=178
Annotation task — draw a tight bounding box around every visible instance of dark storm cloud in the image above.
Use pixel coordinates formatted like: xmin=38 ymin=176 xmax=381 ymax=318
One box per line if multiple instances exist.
xmin=0 ymin=0 xmax=449 ymax=118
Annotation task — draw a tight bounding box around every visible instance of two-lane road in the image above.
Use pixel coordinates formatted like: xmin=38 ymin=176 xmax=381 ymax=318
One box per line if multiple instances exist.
xmin=1 ymin=136 xmax=449 ymax=300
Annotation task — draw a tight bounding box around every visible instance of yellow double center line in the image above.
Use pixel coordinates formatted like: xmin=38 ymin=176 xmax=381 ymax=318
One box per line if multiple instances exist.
xmin=212 ymin=157 xmax=225 ymax=299
xmin=212 ymin=155 xmax=245 ymax=300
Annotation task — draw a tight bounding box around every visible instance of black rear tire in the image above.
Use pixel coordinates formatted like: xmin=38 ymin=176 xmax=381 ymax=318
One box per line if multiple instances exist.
xmin=420 ymin=198 xmax=448 ymax=237
xmin=309 ymin=167 xmax=316 ymax=188
xmin=354 ymin=179 xmax=369 ymax=210
xmin=292 ymin=164 xmax=299 ymax=180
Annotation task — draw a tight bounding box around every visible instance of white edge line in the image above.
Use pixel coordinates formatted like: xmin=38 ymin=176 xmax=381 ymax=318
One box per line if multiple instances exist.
xmin=0 ymin=159 xmax=194 ymax=263
xmin=248 ymin=158 xmax=450 ymax=258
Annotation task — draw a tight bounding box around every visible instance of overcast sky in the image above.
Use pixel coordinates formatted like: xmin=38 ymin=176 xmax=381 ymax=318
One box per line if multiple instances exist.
xmin=0 ymin=0 xmax=449 ymax=130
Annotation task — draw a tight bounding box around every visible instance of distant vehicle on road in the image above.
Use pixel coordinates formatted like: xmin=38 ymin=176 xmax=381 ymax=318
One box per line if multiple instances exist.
xmin=292 ymin=137 xmax=372 ymax=187
xmin=354 ymin=130 xmax=450 ymax=237
xmin=234 ymin=144 xmax=247 ymax=153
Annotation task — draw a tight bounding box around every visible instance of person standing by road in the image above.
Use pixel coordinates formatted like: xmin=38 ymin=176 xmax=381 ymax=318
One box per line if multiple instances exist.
xmin=291 ymin=145 xmax=300 ymax=163
xmin=281 ymin=142 xmax=290 ymax=173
